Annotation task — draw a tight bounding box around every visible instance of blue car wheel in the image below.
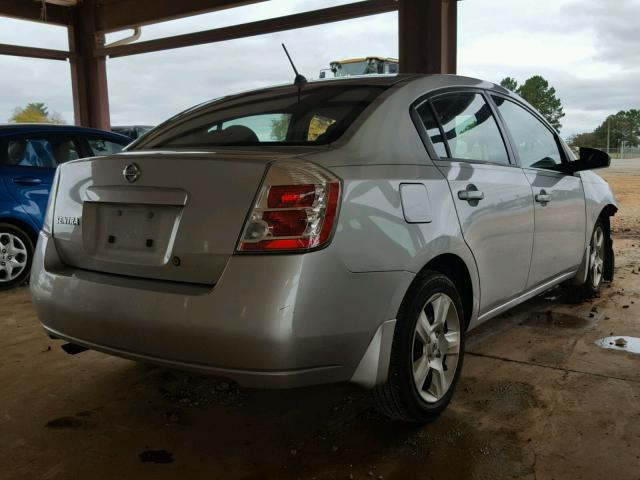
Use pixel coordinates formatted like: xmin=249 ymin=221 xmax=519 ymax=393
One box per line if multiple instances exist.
xmin=0 ymin=223 xmax=33 ymax=290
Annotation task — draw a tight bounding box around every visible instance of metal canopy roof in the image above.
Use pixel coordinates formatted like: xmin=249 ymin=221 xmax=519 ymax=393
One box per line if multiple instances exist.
xmin=0 ymin=0 xmax=266 ymax=30
xmin=0 ymin=0 xmax=458 ymax=129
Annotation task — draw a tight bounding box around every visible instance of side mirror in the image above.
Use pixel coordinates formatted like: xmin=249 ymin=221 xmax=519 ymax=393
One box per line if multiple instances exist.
xmin=556 ymin=147 xmax=610 ymax=174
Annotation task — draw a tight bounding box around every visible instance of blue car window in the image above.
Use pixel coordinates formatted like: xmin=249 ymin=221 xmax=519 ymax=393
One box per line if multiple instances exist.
xmin=5 ymin=138 xmax=79 ymax=167
xmin=88 ymin=138 xmax=126 ymax=156
xmin=52 ymin=140 xmax=80 ymax=164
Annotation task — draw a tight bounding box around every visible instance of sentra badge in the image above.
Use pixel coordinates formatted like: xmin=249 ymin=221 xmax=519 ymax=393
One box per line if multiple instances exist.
xmin=56 ymin=216 xmax=81 ymax=226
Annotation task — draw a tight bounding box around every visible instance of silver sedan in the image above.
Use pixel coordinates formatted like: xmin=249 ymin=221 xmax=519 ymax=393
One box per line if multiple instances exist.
xmin=31 ymin=74 xmax=617 ymax=422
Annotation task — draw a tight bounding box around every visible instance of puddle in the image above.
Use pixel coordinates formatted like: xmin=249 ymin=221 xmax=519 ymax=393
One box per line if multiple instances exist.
xmin=596 ymin=336 xmax=640 ymax=354
xmin=523 ymin=311 xmax=592 ymax=329
xmin=45 ymin=416 xmax=84 ymax=429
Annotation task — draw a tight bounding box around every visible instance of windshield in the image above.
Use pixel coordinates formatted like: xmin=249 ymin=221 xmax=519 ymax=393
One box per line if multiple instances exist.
xmin=142 ymin=85 xmax=385 ymax=148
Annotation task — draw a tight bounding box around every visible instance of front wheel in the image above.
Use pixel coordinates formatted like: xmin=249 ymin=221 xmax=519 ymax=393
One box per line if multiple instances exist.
xmin=564 ymin=219 xmax=609 ymax=300
xmin=373 ymin=271 xmax=465 ymax=423
xmin=0 ymin=223 xmax=33 ymax=291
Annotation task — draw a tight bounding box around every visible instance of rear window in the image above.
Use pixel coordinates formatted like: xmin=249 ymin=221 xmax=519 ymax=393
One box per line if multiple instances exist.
xmin=142 ymin=85 xmax=385 ymax=148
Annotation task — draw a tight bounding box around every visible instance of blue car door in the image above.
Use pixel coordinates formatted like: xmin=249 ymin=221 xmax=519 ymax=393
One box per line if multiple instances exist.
xmin=0 ymin=134 xmax=81 ymax=230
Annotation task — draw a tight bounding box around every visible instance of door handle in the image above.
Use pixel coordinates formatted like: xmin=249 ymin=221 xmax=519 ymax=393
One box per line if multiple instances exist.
xmin=535 ymin=190 xmax=551 ymax=204
xmin=12 ymin=177 xmax=42 ymax=186
xmin=458 ymin=188 xmax=485 ymax=201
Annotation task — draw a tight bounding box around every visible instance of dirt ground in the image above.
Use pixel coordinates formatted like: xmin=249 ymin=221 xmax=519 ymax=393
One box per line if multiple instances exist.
xmin=1 ymin=162 xmax=639 ymax=480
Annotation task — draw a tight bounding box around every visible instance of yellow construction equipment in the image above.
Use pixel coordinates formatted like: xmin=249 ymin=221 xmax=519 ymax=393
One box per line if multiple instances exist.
xmin=319 ymin=57 xmax=399 ymax=78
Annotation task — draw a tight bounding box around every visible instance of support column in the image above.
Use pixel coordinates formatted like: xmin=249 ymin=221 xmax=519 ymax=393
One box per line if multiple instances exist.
xmin=399 ymin=0 xmax=457 ymax=74
xmin=68 ymin=0 xmax=110 ymax=129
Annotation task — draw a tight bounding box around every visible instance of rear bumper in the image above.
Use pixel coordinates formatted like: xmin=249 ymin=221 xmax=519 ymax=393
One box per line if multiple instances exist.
xmin=30 ymin=232 xmax=411 ymax=389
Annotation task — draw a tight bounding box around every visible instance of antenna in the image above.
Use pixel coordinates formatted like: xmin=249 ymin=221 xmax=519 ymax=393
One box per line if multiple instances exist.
xmin=282 ymin=43 xmax=307 ymax=102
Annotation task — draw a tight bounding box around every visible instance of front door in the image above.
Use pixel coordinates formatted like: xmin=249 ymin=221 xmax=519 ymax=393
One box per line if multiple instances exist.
xmin=490 ymin=95 xmax=586 ymax=287
xmin=416 ymin=91 xmax=535 ymax=315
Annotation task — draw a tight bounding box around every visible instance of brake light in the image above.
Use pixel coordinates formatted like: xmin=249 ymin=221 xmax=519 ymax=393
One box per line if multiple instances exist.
xmin=238 ymin=161 xmax=341 ymax=252
xmin=268 ymin=185 xmax=316 ymax=208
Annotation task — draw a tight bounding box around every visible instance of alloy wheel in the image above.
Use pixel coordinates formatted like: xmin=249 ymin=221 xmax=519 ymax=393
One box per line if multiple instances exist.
xmin=590 ymin=225 xmax=605 ymax=288
xmin=411 ymin=292 xmax=461 ymax=403
xmin=0 ymin=232 xmax=28 ymax=283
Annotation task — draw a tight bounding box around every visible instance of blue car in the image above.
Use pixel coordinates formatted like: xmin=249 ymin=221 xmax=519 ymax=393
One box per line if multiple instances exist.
xmin=0 ymin=124 xmax=131 ymax=289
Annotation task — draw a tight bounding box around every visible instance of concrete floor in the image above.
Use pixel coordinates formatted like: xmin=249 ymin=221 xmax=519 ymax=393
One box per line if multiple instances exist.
xmin=1 ymin=170 xmax=639 ymax=480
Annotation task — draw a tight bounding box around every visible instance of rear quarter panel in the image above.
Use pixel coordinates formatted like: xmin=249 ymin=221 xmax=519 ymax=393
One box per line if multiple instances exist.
xmin=326 ymin=163 xmax=481 ymax=326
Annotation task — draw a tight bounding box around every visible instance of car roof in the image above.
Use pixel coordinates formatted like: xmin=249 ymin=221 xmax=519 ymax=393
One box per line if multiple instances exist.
xmin=187 ymin=74 xmax=507 ymax=107
xmin=189 ymin=74 xmax=509 ymax=114
xmin=0 ymin=123 xmax=132 ymax=142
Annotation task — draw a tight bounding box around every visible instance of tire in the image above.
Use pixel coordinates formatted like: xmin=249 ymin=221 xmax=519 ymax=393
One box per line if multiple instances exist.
xmin=0 ymin=223 xmax=34 ymax=291
xmin=373 ymin=271 xmax=466 ymax=423
xmin=564 ymin=219 xmax=608 ymax=300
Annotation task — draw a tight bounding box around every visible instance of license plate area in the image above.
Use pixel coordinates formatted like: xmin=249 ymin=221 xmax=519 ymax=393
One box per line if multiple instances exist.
xmin=82 ymin=202 xmax=182 ymax=265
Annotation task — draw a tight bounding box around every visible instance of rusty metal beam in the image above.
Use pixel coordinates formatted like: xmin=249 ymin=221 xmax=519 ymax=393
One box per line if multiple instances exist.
xmin=0 ymin=42 xmax=70 ymax=61
xmin=100 ymin=0 xmax=267 ymax=33
xmin=98 ymin=0 xmax=398 ymax=58
xmin=68 ymin=0 xmax=110 ymax=129
xmin=399 ymin=0 xmax=457 ymax=74
xmin=0 ymin=0 xmax=70 ymax=26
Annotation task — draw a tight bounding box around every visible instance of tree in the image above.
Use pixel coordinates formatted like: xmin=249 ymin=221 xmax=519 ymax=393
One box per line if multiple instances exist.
xmin=568 ymin=109 xmax=639 ymax=150
xmin=499 ymin=77 xmax=518 ymax=92
xmin=498 ymin=75 xmax=565 ymax=131
xmin=270 ymin=116 xmax=288 ymax=141
xmin=9 ymin=102 xmax=65 ymax=124
xmin=568 ymin=131 xmax=598 ymax=149
xmin=592 ymin=110 xmax=640 ymax=148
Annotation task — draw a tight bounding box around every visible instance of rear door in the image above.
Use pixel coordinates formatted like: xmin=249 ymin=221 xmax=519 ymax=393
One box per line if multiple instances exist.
xmin=416 ymin=91 xmax=535 ymax=315
xmin=490 ymin=95 xmax=586 ymax=288
xmin=0 ymin=133 xmax=81 ymax=229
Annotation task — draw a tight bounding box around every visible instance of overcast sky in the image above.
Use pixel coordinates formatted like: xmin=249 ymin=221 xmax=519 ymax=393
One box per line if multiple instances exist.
xmin=0 ymin=0 xmax=638 ymax=138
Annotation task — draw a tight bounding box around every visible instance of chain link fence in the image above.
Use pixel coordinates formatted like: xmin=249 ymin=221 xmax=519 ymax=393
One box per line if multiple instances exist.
xmin=571 ymin=146 xmax=640 ymax=159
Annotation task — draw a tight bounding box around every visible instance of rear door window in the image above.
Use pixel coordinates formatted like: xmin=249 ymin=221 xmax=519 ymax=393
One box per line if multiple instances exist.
xmin=3 ymin=136 xmax=80 ymax=168
xmin=416 ymin=103 xmax=448 ymax=158
xmin=420 ymin=92 xmax=510 ymax=165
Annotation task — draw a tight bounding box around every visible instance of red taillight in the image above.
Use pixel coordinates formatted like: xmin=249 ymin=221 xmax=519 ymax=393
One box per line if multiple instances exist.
xmin=237 ymin=162 xmax=341 ymax=253
xmin=262 ymin=210 xmax=308 ymax=237
xmin=268 ymin=185 xmax=316 ymax=208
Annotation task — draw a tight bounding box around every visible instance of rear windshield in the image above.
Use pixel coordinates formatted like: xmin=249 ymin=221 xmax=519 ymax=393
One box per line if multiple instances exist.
xmin=142 ymin=85 xmax=385 ymax=148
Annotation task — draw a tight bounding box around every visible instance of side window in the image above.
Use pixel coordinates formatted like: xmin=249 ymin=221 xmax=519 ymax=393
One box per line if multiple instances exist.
xmin=88 ymin=137 xmax=126 ymax=156
xmin=416 ymin=103 xmax=448 ymax=158
xmin=3 ymin=137 xmax=79 ymax=168
xmin=492 ymin=96 xmax=563 ymax=170
xmin=52 ymin=138 xmax=80 ymax=164
xmin=426 ymin=92 xmax=510 ymax=165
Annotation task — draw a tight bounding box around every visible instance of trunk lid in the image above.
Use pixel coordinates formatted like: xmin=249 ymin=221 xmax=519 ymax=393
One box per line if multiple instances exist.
xmin=52 ymin=150 xmax=287 ymax=284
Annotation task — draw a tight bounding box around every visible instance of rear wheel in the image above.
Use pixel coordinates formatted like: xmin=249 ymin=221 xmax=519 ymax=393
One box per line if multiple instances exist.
xmin=0 ymin=223 xmax=33 ymax=291
xmin=373 ymin=271 xmax=465 ymax=422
